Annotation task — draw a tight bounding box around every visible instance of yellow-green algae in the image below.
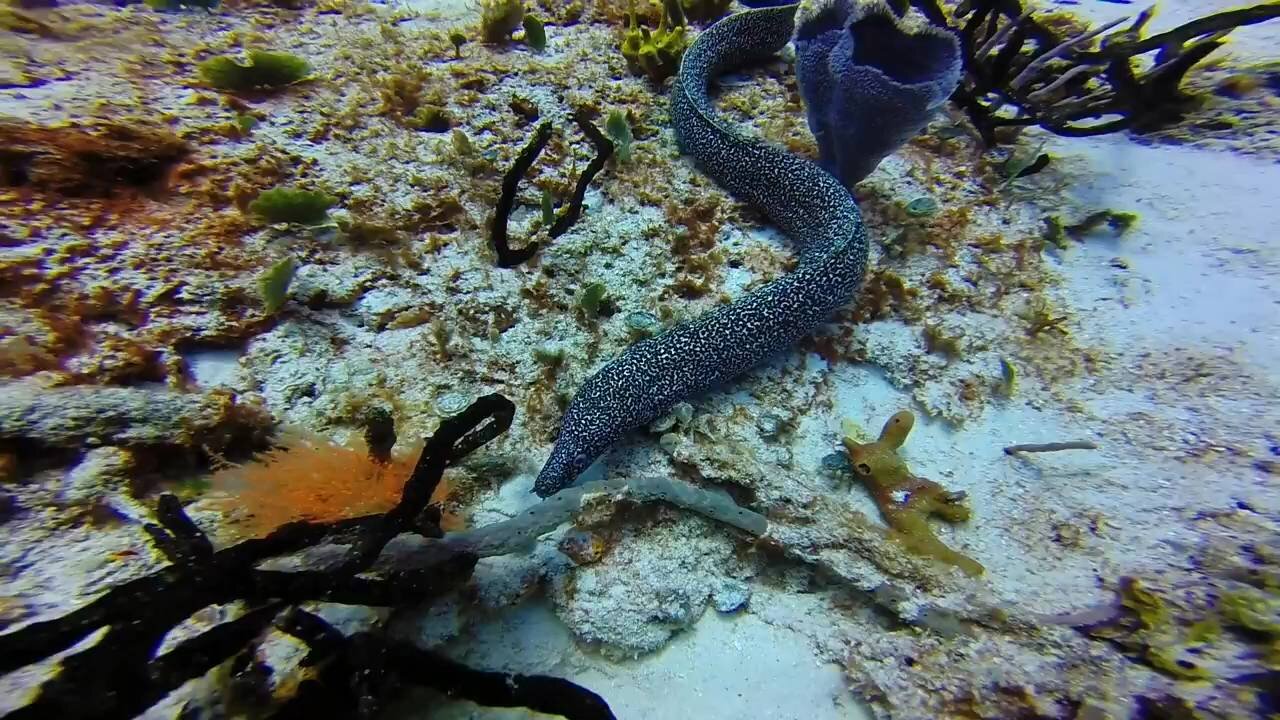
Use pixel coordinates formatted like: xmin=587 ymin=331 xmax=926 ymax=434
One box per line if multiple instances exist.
xmin=1090 ymin=577 xmax=1280 ymax=685
xmin=620 ymin=0 xmax=689 ymax=82
xmin=247 ymin=187 xmax=335 ymax=225
xmin=197 ymin=50 xmax=311 ymax=92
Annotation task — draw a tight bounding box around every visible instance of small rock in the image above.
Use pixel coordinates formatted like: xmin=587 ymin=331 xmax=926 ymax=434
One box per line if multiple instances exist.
xmin=711 ymin=579 xmax=751 ymax=614
xmin=62 ymin=446 xmax=135 ymax=505
xmin=435 ymin=393 xmax=471 ymax=417
xmin=624 ymin=310 xmax=661 ymax=338
xmin=755 ymin=413 xmax=784 ymax=439
xmin=650 ymin=401 xmax=694 ymax=433
xmin=905 ymin=196 xmax=940 ymax=217
xmin=821 ymin=451 xmax=853 ymax=478
xmin=650 ymin=413 xmax=678 ymax=433
xmin=658 ymin=433 xmax=681 ymax=454
xmin=558 ymin=529 xmax=607 ymax=566
xmin=673 ymin=402 xmax=694 ymax=426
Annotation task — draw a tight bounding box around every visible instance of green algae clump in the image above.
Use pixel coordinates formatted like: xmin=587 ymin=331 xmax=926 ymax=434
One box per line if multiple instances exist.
xmin=1100 ymin=576 xmax=1266 ymax=683
xmin=578 ymin=282 xmax=608 ymax=318
xmin=843 ymin=411 xmax=984 ymax=576
xmin=248 ymin=187 xmax=334 ymax=225
xmin=258 ymin=256 xmax=297 ymax=315
xmin=605 ymin=109 xmax=633 ymax=164
xmin=448 ymin=29 xmax=468 ymax=57
xmin=521 ymin=14 xmax=547 ymax=51
xmin=996 ymin=357 xmax=1017 ymax=398
xmin=1118 ymin=575 xmax=1171 ymax=630
xmin=198 ymin=50 xmax=311 ymax=92
xmin=1220 ymin=587 xmax=1280 ymax=635
xmin=540 ymin=188 xmax=554 ymax=226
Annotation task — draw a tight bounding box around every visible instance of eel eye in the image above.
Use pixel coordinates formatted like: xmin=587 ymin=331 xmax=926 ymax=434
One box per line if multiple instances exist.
xmin=856 ymin=463 xmax=872 ymax=475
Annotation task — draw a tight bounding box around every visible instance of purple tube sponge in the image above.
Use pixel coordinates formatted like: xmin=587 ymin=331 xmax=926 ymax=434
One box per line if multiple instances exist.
xmin=794 ymin=0 xmax=961 ymax=185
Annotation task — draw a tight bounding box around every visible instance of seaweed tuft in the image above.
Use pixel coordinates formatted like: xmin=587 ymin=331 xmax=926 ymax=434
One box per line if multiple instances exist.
xmin=248 ymin=187 xmax=335 ymax=225
xmin=197 ymin=50 xmax=312 ymax=92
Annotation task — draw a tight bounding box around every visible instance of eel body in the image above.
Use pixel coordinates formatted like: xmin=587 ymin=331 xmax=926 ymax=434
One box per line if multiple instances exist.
xmin=533 ymin=4 xmax=868 ymax=497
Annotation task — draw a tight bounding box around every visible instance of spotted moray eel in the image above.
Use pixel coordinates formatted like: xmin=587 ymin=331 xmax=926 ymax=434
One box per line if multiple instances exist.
xmin=533 ymin=3 xmax=867 ymax=497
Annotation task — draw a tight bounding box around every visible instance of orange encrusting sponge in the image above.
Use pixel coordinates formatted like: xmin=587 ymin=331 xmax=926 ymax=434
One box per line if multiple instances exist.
xmin=843 ymin=411 xmax=984 ymax=577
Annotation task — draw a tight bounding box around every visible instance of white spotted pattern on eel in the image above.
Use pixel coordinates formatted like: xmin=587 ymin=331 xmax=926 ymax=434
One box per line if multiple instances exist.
xmin=534 ymin=4 xmax=867 ymax=497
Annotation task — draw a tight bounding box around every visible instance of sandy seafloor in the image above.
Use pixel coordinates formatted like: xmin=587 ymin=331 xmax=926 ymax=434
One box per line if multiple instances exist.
xmin=1 ymin=0 xmax=1279 ymax=718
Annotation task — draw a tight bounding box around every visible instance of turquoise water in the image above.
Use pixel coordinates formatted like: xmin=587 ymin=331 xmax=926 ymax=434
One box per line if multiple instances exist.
xmin=1 ymin=1 xmax=1278 ymax=718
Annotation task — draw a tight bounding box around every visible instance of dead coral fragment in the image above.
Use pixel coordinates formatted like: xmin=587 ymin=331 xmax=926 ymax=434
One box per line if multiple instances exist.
xmin=0 ymin=120 xmax=187 ymax=196
xmin=842 ymin=411 xmax=984 ymax=576
xmin=197 ymin=50 xmax=312 ymax=92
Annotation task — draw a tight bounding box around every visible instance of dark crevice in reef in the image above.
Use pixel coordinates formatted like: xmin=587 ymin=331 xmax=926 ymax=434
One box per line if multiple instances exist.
xmin=0 ymin=120 xmax=189 ymax=196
